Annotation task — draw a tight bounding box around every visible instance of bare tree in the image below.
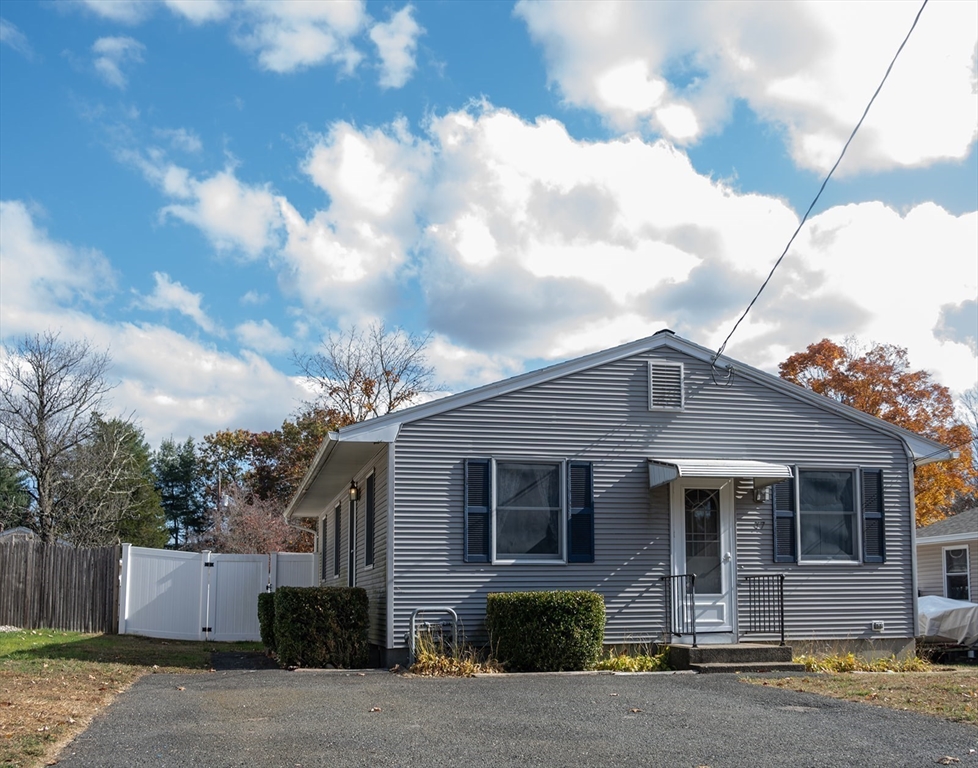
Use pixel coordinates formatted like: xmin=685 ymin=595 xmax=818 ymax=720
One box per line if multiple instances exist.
xmin=293 ymin=322 xmax=439 ymax=424
xmin=187 ymin=482 xmax=308 ymax=554
xmin=951 ymin=385 xmax=978 ymax=514
xmin=0 ymin=332 xmax=114 ymax=543
xmin=57 ymin=416 xmax=166 ymax=548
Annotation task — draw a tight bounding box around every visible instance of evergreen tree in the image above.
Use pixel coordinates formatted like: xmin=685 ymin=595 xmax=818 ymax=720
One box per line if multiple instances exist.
xmin=0 ymin=456 xmax=32 ymax=531
xmin=57 ymin=416 xmax=168 ymax=548
xmin=154 ymin=437 xmax=206 ymax=547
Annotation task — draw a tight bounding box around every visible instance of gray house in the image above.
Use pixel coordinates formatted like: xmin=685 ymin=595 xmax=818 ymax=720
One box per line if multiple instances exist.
xmin=285 ymin=330 xmax=952 ymax=665
xmin=917 ymin=508 xmax=977 ymax=603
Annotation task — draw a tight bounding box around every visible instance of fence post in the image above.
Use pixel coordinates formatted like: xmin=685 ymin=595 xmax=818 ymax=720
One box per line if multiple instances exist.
xmin=269 ymin=552 xmax=278 ymax=592
xmin=199 ymin=550 xmax=211 ymax=641
xmin=117 ymin=544 xmax=131 ymax=635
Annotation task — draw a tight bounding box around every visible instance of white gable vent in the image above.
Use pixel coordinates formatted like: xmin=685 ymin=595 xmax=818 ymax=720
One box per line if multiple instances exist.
xmin=649 ymin=360 xmax=684 ymax=411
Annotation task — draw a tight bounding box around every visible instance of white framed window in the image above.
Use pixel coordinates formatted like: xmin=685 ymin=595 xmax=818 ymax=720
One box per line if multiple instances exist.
xmin=463 ymin=458 xmax=595 ymax=565
xmin=944 ymin=546 xmax=971 ymax=601
xmin=493 ymin=460 xmax=564 ymax=563
xmin=797 ymin=469 xmax=858 ymax=563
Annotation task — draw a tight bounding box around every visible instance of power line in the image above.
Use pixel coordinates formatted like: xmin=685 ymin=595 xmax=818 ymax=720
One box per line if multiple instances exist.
xmin=712 ymin=0 xmax=930 ymax=366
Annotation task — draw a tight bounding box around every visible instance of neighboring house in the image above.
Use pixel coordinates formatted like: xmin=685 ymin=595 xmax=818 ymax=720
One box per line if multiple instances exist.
xmin=917 ymin=508 xmax=978 ymax=603
xmin=0 ymin=526 xmax=40 ymax=542
xmin=285 ymin=330 xmax=952 ymax=665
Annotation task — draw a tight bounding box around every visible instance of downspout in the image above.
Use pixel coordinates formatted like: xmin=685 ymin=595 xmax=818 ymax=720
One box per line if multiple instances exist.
xmin=385 ymin=442 xmax=396 ymax=654
xmin=905 ymin=440 xmax=919 ymax=646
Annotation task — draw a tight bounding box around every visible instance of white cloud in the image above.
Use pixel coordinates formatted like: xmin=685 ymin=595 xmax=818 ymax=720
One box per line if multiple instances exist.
xmin=232 ymin=0 xmax=368 ymax=74
xmin=79 ymin=0 xmax=151 ymax=25
xmin=134 ymin=272 xmax=222 ymax=335
xmin=163 ymin=0 xmax=231 ymax=24
xmin=369 ymin=5 xmax=423 ymax=89
xmin=73 ymin=0 xmax=419 ymax=85
xmin=0 ymin=201 xmax=116 ymax=332
xmin=0 ymin=18 xmax=33 ymax=58
xmin=516 ymin=0 xmax=978 ymax=172
xmin=109 ymin=100 xmax=976 ymax=397
xmin=272 ymin=104 xmax=976 ymax=391
xmin=0 ymin=200 xmax=307 ymax=445
xmin=154 ymin=127 xmax=203 ymax=154
xmin=235 ymin=319 xmax=291 ymax=354
xmin=595 ymin=60 xmax=666 ymax=115
xmin=275 ymin=118 xmax=432 ymax=315
xmin=161 ymin=169 xmax=284 ymax=257
xmin=92 ymin=36 xmax=145 ymax=89
xmin=240 ymin=290 xmax=268 ymax=306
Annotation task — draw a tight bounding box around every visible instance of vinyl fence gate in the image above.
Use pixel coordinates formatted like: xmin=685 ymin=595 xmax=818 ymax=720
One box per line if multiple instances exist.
xmin=118 ymin=545 xmax=315 ymax=642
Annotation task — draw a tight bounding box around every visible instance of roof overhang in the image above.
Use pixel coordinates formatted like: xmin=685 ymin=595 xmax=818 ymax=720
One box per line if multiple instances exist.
xmin=285 ymin=424 xmax=400 ymax=520
xmin=648 ymin=458 xmax=793 ymax=489
xmin=916 ymin=533 xmax=978 ymax=546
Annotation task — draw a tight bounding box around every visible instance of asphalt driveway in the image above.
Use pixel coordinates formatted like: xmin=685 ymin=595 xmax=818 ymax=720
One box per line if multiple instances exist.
xmin=56 ymin=669 xmax=977 ymax=768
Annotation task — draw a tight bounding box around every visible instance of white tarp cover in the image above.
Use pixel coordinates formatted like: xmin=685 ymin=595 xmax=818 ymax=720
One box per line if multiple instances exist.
xmin=918 ymin=595 xmax=978 ymax=646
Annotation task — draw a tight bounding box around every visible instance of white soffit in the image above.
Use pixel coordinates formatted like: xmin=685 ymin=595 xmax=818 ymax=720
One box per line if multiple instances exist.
xmin=648 ymin=459 xmax=793 ymax=489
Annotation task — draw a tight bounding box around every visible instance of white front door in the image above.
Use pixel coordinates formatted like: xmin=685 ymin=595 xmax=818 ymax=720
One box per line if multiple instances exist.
xmin=670 ymin=479 xmax=736 ymax=638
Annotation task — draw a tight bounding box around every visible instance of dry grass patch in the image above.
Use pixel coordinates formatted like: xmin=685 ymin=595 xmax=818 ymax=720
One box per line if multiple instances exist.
xmin=408 ymin=631 xmax=502 ymax=677
xmin=746 ymin=667 xmax=978 ymax=725
xmin=0 ymin=630 xmax=260 ymax=767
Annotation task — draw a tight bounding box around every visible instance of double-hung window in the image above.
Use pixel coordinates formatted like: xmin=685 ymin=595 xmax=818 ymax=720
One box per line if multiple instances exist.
xmin=944 ymin=546 xmax=971 ymax=601
xmin=798 ymin=469 xmax=857 ymax=561
xmin=464 ymin=458 xmax=594 ymax=564
xmin=772 ymin=467 xmax=885 ymax=564
xmin=496 ymin=462 xmax=562 ymax=560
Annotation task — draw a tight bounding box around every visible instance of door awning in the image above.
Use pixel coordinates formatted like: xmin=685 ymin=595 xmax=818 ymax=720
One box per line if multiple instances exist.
xmin=648 ymin=458 xmax=793 ymax=489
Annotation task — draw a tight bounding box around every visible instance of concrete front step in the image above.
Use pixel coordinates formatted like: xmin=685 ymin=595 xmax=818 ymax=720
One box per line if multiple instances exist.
xmin=690 ymin=661 xmax=806 ymax=674
xmin=668 ymin=643 xmax=795 ymax=670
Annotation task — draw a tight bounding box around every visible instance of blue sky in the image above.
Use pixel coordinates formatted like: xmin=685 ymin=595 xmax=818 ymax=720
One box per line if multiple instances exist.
xmin=1 ymin=0 xmax=975 ymax=446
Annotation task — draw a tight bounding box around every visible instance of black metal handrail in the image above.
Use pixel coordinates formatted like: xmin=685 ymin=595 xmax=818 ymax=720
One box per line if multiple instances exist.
xmin=661 ymin=573 xmax=697 ymax=648
xmin=742 ymin=574 xmax=786 ymax=646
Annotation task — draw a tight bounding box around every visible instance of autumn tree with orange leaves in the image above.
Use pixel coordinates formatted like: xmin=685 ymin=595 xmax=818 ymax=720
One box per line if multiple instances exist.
xmin=779 ymin=338 xmax=974 ymax=527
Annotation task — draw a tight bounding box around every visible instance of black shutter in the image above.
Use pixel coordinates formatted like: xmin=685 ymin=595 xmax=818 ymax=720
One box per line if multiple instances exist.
xmin=861 ymin=469 xmax=885 ymax=563
xmin=320 ymin=517 xmax=328 ymax=581
xmin=772 ymin=478 xmax=796 ymax=563
xmin=464 ymin=459 xmax=491 ymax=563
xmin=567 ymin=462 xmax=594 ymax=563
xmin=333 ymin=503 xmax=341 ymax=577
xmin=365 ymin=474 xmax=375 ymax=567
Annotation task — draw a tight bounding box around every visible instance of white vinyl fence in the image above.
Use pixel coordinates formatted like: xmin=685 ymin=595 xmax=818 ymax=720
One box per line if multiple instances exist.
xmin=118 ymin=545 xmax=316 ymax=642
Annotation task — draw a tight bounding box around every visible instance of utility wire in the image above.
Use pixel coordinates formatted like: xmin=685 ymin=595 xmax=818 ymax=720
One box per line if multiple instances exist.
xmin=712 ymin=0 xmax=930 ymax=366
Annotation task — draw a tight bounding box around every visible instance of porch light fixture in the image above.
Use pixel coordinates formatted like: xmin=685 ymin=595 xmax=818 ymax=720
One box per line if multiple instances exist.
xmin=350 ymin=480 xmax=359 ymax=501
xmin=753 ymin=486 xmax=771 ymax=504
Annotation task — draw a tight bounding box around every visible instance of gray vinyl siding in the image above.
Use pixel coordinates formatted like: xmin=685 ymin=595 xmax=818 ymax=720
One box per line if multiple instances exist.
xmin=390 ymin=348 xmax=916 ymax=649
xmin=316 ymin=445 xmax=388 ymax=647
xmin=918 ymin=539 xmax=978 ymax=603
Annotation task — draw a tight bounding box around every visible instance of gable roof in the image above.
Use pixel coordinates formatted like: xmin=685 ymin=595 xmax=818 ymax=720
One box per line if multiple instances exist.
xmin=917 ymin=508 xmax=978 ymax=543
xmin=286 ymin=330 xmax=953 ymax=519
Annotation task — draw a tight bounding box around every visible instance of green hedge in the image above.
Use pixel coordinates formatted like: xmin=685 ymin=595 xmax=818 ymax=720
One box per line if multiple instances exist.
xmin=257 ymin=592 xmax=276 ymax=651
xmin=274 ymin=586 xmax=369 ymax=668
xmin=486 ymin=590 xmax=605 ymax=672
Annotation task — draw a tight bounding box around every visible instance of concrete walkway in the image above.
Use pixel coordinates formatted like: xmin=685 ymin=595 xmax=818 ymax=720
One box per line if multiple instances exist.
xmin=56 ymin=669 xmax=977 ymax=767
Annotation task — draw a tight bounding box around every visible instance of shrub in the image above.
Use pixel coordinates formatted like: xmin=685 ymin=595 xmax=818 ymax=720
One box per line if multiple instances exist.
xmin=274 ymin=586 xmax=369 ymax=668
xmin=257 ymin=592 xmax=276 ymax=652
xmin=486 ymin=590 xmax=605 ymax=672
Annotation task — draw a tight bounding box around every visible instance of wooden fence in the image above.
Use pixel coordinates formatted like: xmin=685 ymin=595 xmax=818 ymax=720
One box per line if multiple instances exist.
xmin=0 ymin=540 xmax=120 ymax=633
